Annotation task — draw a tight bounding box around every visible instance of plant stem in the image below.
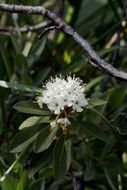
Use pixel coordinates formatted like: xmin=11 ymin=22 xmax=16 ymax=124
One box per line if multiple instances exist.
xmin=70 ymin=166 xmax=79 ymax=190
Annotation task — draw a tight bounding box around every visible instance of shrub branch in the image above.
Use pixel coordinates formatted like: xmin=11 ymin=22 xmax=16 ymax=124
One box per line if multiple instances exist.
xmin=0 ymin=3 xmax=127 ymax=80
xmin=0 ymin=22 xmax=48 ymax=34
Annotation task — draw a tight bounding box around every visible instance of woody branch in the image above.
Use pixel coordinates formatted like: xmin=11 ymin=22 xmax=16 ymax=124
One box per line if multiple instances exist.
xmin=0 ymin=3 xmax=127 ymax=81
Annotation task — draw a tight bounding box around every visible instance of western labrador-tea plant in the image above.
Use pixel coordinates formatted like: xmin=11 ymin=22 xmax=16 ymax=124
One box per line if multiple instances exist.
xmin=1 ymin=0 xmax=127 ymax=189
xmin=8 ymin=75 xmax=109 ymax=187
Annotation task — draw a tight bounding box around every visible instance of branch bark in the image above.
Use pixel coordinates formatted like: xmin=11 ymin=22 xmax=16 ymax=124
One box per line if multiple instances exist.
xmin=0 ymin=22 xmax=47 ymax=34
xmin=0 ymin=3 xmax=127 ymax=81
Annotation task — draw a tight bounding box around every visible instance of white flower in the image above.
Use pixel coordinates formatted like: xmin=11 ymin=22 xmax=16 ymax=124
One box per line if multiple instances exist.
xmin=37 ymin=75 xmax=88 ymax=114
xmin=36 ymin=96 xmax=43 ymax=108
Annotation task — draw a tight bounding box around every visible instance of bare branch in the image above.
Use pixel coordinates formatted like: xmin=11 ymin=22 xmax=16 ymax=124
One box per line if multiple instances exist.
xmin=0 ymin=22 xmax=47 ymax=34
xmin=38 ymin=24 xmax=56 ymax=39
xmin=0 ymin=3 xmax=127 ymax=81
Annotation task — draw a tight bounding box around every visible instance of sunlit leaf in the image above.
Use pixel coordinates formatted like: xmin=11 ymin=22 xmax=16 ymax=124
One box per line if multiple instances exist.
xmin=16 ymin=171 xmax=27 ymax=190
xmin=19 ymin=116 xmax=50 ymax=130
xmin=88 ymin=98 xmax=107 ymax=108
xmin=14 ymin=101 xmax=51 ymax=115
xmin=11 ymin=125 xmax=42 ymax=152
xmin=0 ymin=80 xmax=41 ymax=93
xmin=35 ymin=125 xmax=58 ymax=153
xmin=0 ymin=176 xmax=17 ymax=190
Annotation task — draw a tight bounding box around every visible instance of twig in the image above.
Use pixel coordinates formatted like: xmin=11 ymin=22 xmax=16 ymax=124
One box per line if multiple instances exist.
xmin=70 ymin=166 xmax=80 ymax=190
xmin=38 ymin=0 xmax=65 ymax=39
xmin=0 ymin=22 xmax=47 ymax=34
xmin=0 ymin=4 xmax=127 ymax=80
xmin=38 ymin=23 xmax=56 ymax=39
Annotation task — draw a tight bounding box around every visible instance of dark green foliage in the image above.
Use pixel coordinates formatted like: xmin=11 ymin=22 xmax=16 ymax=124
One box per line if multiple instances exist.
xmin=1 ymin=0 xmax=127 ymax=189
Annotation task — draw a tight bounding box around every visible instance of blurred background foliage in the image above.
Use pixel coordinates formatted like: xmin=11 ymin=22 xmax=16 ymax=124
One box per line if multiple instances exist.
xmin=0 ymin=0 xmax=127 ymax=189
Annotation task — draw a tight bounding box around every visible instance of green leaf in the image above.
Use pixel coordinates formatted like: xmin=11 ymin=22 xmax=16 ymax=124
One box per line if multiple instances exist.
xmin=99 ymin=45 xmax=123 ymax=56
xmin=28 ymin=144 xmax=53 ymax=178
xmin=65 ymin=139 xmax=72 ymax=172
xmin=75 ymin=0 xmax=109 ymax=36
xmin=35 ymin=126 xmax=58 ymax=153
xmin=103 ymin=167 xmax=117 ymax=190
xmin=11 ymin=35 xmax=22 ymax=54
xmin=16 ymin=170 xmax=27 ymax=190
xmin=88 ymin=98 xmax=107 ymax=108
xmin=84 ymin=76 xmax=103 ymax=92
xmin=81 ymin=122 xmax=111 ymax=143
xmin=61 ymin=60 xmax=85 ymax=74
xmin=108 ymin=86 xmax=125 ymax=109
xmin=34 ymin=67 xmax=51 ymax=85
xmin=0 ymin=80 xmax=41 ymax=93
xmin=28 ymin=39 xmax=46 ymax=66
xmin=28 ymin=147 xmax=53 ymax=178
xmin=11 ymin=135 xmax=36 ymax=153
xmin=53 ymin=135 xmax=69 ymax=179
xmin=0 ymin=176 xmax=17 ymax=190
xmin=108 ymin=0 xmax=120 ymax=21
xmin=29 ymin=179 xmax=45 ymax=190
xmin=101 ymin=137 xmax=116 ymax=159
xmin=11 ymin=125 xmax=42 ymax=153
xmin=90 ymin=108 xmax=114 ymax=129
xmin=19 ymin=116 xmax=50 ymax=130
xmin=84 ymin=160 xmax=96 ymax=181
xmin=14 ymin=54 xmax=32 ymax=85
xmin=0 ymin=44 xmax=12 ymax=79
xmin=13 ymin=101 xmax=51 ymax=115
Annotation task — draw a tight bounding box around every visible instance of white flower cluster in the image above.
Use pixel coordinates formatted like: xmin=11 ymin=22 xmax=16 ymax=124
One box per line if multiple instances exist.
xmin=37 ymin=75 xmax=88 ymax=114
